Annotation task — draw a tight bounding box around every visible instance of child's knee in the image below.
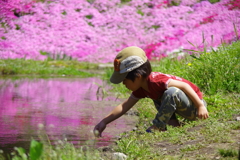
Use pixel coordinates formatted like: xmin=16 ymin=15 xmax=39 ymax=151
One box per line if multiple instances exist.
xmin=163 ymin=87 xmax=180 ymax=96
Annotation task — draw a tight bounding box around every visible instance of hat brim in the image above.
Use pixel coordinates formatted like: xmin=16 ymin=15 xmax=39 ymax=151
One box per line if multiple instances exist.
xmin=110 ymin=71 xmax=128 ymax=84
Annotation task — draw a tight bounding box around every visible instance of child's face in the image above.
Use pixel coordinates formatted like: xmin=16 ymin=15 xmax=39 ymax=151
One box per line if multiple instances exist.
xmin=122 ymin=76 xmax=142 ymax=91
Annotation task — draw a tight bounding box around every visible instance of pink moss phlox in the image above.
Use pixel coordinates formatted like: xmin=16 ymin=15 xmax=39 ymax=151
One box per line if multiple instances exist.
xmin=225 ymin=0 xmax=240 ymax=10
xmin=144 ymin=43 xmax=162 ymax=59
xmin=201 ymin=14 xmax=218 ymax=24
xmin=0 ymin=0 xmax=239 ymax=62
xmin=0 ymin=0 xmax=35 ymax=23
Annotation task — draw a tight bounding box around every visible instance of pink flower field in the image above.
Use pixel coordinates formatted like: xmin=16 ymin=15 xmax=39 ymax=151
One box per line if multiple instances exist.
xmin=0 ymin=0 xmax=239 ymax=63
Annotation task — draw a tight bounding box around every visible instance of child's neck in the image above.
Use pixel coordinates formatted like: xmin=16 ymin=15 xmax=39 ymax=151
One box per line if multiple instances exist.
xmin=141 ymin=77 xmax=150 ymax=92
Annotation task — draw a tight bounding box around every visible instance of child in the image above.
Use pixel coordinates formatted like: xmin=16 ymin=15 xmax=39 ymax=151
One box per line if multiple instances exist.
xmin=94 ymin=46 xmax=209 ymax=137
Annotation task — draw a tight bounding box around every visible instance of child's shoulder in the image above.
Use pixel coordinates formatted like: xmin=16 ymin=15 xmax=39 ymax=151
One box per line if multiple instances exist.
xmin=150 ymin=72 xmax=172 ymax=79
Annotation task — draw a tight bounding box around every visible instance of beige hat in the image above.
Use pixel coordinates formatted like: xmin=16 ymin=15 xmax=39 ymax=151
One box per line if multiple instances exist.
xmin=110 ymin=46 xmax=147 ymax=84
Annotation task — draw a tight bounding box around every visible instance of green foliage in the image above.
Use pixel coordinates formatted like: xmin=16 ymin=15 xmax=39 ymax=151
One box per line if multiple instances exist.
xmin=170 ymin=0 xmax=180 ymax=6
xmin=29 ymin=140 xmax=43 ymax=160
xmin=140 ymin=100 xmax=155 ymax=117
xmin=185 ymin=41 xmax=240 ymax=94
xmin=121 ymin=0 xmax=132 ymax=3
xmin=152 ymin=25 xmax=160 ymax=30
xmin=85 ymin=15 xmax=93 ymax=19
xmin=86 ymin=0 xmax=94 ymax=3
xmin=0 ymin=59 xmax=98 ymax=77
xmin=39 ymin=140 xmax=101 ymax=160
xmin=137 ymin=9 xmax=144 ymax=16
xmin=218 ymin=148 xmax=238 ymax=158
xmin=152 ymin=41 xmax=240 ymax=95
xmin=12 ymin=147 xmax=27 ymax=160
xmin=62 ymin=10 xmax=67 ymax=15
xmin=40 ymin=51 xmax=73 ymax=61
xmin=115 ymin=132 xmax=165 ymax=159
xmin=151 ymin=56 xmax=188 ymax=76
xmin=209 ymin=0 xmax=220 ymax=3
xmin=15 ymin=24 xmax=21 ymax=30
xmin=11 ymin=139 xmax=43 ymax=160
xmin=8 ymin=139 xmax=101 ymax=160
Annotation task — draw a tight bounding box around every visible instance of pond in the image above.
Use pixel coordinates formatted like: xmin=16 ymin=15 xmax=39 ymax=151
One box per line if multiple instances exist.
xmin=0 ymin=77 xmax=138 ymax=155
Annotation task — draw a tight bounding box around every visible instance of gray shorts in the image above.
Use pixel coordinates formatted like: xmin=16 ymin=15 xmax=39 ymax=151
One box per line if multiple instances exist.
xmin=152 ymin=87 xmax=207 ymax=130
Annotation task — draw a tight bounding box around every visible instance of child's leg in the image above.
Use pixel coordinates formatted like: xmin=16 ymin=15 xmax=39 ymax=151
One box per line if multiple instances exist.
xmin=152 ymin=87 xmax=201 ymax=130
xmin=173 ymin=89 xmax=207 ymax=120
xmin=153 ymin=99 xmax=180 ymax=127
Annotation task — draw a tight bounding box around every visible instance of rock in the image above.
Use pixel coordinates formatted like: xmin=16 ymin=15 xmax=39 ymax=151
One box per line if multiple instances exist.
xmin=236 ymin=116 xmax=240 ymax=121
xmin=132 ymin=127 xmax=137 ymax=131
xmin=113 ymin=152 xmax=127 ymax=160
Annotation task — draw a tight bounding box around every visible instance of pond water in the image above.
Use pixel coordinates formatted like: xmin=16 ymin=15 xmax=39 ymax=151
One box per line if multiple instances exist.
xmin=0 ymin=77 xmax=138 ymax=154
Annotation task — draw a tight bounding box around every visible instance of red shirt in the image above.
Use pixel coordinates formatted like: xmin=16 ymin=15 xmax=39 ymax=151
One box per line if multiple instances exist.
xmin=132 ymin=72 xmax=203 ymax=100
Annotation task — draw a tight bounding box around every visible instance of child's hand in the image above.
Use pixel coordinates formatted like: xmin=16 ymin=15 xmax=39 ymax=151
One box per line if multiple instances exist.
xmin=93 ymin=121 xmax=106 ymax=137
xmin=197 ymin=105 xmax=209 ymax=119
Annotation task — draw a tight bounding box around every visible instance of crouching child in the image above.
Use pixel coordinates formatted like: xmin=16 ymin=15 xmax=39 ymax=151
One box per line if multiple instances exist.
xmin=94 ymin=46 xmax=209 ymax=136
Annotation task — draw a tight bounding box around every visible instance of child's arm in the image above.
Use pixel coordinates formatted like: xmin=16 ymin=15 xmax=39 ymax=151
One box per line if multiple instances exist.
xmin=167 ymin=80 xmax=209 ymax=119
xmin=94 ymin=96 xmax=138 ymax=137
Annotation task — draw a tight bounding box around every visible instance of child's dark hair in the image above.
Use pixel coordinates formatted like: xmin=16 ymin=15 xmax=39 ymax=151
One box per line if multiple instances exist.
xmin=126 ymin=60 xmax=152 ymax=82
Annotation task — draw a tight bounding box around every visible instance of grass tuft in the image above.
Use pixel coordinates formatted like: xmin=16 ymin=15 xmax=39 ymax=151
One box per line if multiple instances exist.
xmin=218 ymin=148 xmax=238 ymax=158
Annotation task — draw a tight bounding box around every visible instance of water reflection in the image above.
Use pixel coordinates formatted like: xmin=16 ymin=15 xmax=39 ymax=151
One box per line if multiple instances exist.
xmin=0 ymin=77 xmax=137 ymax=153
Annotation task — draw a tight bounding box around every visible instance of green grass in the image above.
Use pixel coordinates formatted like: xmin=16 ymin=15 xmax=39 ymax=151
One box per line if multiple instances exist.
xmin=151 ymin=41 xmax=240 ymax=95
xmin=0 ymin=41 xmax=239 ymax=159
xmin=112 ymin=93 xmax=240 ymax=159
xmin=218 ymin=148 xmax=238 ymax=158
xmin=0 ymin=59 xmax=99 ymax=77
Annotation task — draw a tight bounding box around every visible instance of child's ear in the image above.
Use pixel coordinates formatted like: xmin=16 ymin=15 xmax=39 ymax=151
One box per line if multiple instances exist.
xmin=136 ymin=74 xmax=142 ymax=78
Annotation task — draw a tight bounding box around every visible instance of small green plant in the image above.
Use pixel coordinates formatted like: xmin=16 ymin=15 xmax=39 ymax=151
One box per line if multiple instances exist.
xmin=29 ymin=140 xmax=44 ymax=160
xmin=218 ymin=148 xmax=238 ymax=158
xmin=12 ymin=139 xmax=43 ymax=160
